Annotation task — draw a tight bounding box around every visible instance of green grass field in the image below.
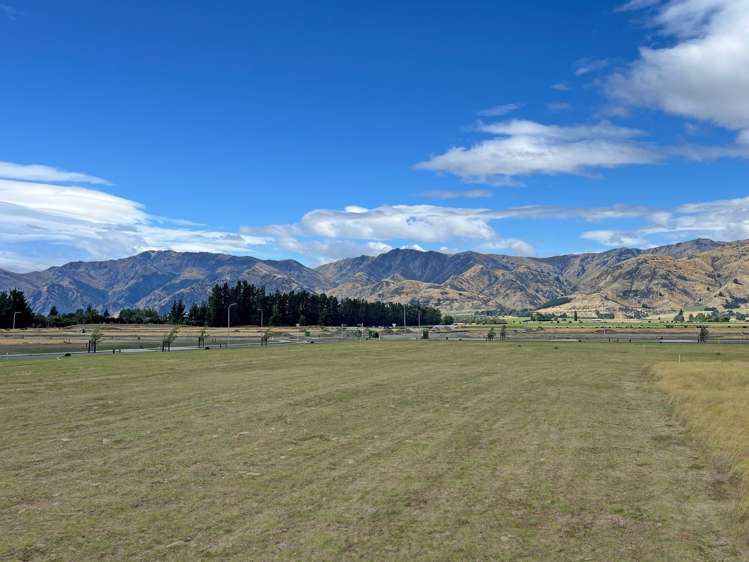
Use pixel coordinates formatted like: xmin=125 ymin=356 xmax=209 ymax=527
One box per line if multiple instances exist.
xmin=2 ymin=342 xmax=749 ymax=560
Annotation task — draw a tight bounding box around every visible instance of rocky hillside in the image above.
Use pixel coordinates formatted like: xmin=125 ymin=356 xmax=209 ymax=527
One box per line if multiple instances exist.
xmin=317 ymin=239 xmax=749 ymax=314
xmin=0 ymin=251 xmax=328 ymax=314
xmin=547 ymin=240 xmax=749 ymax=316
xmin=2 ymin=238 xmax=748 ymax=316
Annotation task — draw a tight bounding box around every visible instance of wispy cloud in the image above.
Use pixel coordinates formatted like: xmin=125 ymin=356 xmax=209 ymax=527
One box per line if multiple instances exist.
xmin=477 ymin=103 xmax=522 ymax=117
xmin=5 ymin=157 xmax=749 ymax=271
xmin=478 ymin=239 xmax=536 ymax=256
xmin=0 ymin=179 xmax=144 ymax=225
xmin=0 ymin=169 xmax=268 ymax=271
xmin=240 ymin=201 xmax=665 ymax=263
xmin=247 ymin=205 xmax=500 ymax=243
xmin=615 ymin=0 xmax=661 ymax=13
xmin=0 ymin=3 xmax=20 ymax=21
xmin=581 ymin=229 xmax=651 ymax=247
xmin=552 ymin=82 xmax=571 ymax=91
xmin=415 ymin=119 xmax=660 ymax=185
xmin=274 ymin=238 xmax=394 ymax=264
xmin=581 ymin=195 xmax=749 ymax=248
xmin=241 ymin=204 xmax=546 ymax=262
xmin=575 ymin=58 xmax=610 ymax=76
xmin=245 ymin=191 xmax=749 ymax=260
xmin=418 ymin=189 xmax=493 ymax=199
xmin=0 ymin=161 xmax=112 ymax=185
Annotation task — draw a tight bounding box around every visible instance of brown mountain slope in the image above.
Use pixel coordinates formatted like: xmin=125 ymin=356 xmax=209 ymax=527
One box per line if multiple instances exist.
xmin=539 ymin=240 xmax=749 ymax=315
xmin=319 ymin=239 xmax=747 ymax=314
xmin=0 ymin=251 xmax=328 ymax=314
xmin=2 ymin=239 xmax=747 ymax=316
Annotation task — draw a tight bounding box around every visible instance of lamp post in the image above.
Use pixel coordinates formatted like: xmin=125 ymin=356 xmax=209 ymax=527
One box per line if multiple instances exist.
xmin=260 ymin=309 xmax=263 ymax=329
xmin=227 ymin=303 xmax=238 ymax=348
xmin=12 ymin=311 xmax=20 ymax=330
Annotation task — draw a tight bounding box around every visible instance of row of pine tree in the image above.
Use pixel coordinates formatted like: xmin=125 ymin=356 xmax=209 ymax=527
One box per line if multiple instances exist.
xmin=0 ymin=281 xmax=442 ymax=328
xmin=186 ymin=281 xmax=442 ymax=327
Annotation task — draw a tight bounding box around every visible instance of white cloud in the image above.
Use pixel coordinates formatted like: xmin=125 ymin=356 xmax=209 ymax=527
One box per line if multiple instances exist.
xmin=669 ymin=195 xmax=749 ymax=239
xmin=6 ymin=158 xmax=749 ymax=273
xmin=418 ymin=189 xmax=493 ymax=199
xmin=667 ymin=139 xmax=749 ymax=161
xmin=419 ymin=2 xmax=749 ymax=188
xmin=608 ymin=0 xmax=749 ymax=132
xmin=479 ymin=239 xmax=537 ymax=256
xmin=0 ymin=175 xmax=268 ymax=271
xmin=242 ymin=204 xmax=545 ymax=260
xmin=0 ymin=250 xmax=56 ymax=273
xmin=581 ymin=229 xmax=650 ymax=247
xmin=547 ymin=102 xmax=571 ymax=111
xmin=343 ymin=205 xmax=368 ymax=213
xmin=552 ymin=82 xmax=571 ymax=91
xmin=575 ymin=58 xmax=610 ymax=76
xmin=581 ymin=195 xmax=749 ymax=249
xmin=0 ymin=179 xmax=143 ymax=225
xmin=0 ymin=161 xmax=112 ymax=185
xmin=477 ymin=103 xmax=522 ymax=117
xmin=10 ymin=178 xmax=749 ymax=270
xmin=616 ymin=0 xmax=662 ymax=12
xmin=273 ymin=237 xmax=394 ymax=265
xmin=296 ymin=205 xmax=499 ymax=242
xmin=415 ymin=119 xmax=661 ymax=184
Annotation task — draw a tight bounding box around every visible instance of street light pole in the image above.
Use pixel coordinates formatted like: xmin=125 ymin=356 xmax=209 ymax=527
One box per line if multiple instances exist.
xmin=260 ymin=309 xmax=263 ymax=329
xmin=12 ymin=311 xmax=20 ymax=330
xmin=227 ymin=303 xmax=238 ymax=349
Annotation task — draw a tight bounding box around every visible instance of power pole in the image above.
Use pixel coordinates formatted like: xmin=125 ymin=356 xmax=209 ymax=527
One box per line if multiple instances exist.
xmin=227 ymin=303 xmax=238 ymax=348
xmin=12 ymin=311 xmax=20 ymax=330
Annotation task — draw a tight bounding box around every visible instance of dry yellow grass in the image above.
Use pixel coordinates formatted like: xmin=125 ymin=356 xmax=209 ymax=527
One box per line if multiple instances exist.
xmin=3 ymin=343 xmax=749 ymax=560
xmin=655 ymin=361 xmax=749 ymax=525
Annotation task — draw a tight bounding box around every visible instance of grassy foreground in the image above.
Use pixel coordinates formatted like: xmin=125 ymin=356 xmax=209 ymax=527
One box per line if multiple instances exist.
xmin=655 ymin=361 xmax=749 ymax=528
xmin=1 ymin=342 xmax=748 ymax=560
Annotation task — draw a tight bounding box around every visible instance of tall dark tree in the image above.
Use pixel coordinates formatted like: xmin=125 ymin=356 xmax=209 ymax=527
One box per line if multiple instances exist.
xmin=0 ymin=289 xmax=34 ymax=329
xmin=188 ymin=302 xmax=208 ymax=326
xmin=168 ymin=299 xmax=186 ymax=324
xmin=195 ymin=281 xmax=442 ymax=328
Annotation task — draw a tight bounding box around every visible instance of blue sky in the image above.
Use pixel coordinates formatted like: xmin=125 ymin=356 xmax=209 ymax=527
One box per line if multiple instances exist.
xmin=1 ymin=0 xmax=748 ymax=271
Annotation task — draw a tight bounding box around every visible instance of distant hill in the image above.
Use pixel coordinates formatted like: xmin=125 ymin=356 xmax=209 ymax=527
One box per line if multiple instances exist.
xmin=1 ymin=238 xmax=748 ymax=316
xmin=0 ymin=251 xmax=328 ymax=314
xmin=318 ymin=238 xmax=744 ymax=315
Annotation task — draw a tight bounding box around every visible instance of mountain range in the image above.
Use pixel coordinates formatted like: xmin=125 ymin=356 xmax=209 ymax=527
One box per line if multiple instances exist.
xmin=2 ymin=238 xmax=748 ymax=316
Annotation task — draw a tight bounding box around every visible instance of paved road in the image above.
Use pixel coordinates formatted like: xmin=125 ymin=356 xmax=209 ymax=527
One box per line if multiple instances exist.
xmin=3 ymin=330 xmax=748 ymax=363
xmin=0 ymin=337 xmax=352 ymax=362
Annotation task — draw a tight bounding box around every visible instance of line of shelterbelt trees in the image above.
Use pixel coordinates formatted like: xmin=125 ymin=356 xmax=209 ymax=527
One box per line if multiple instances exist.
xmin=188 ymin=281 xmax=444 ymax=327
xmin=0 ymin=287 xmax=158 ymax=329
xmin=1 ymin=282 xmax=445 ymax=329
